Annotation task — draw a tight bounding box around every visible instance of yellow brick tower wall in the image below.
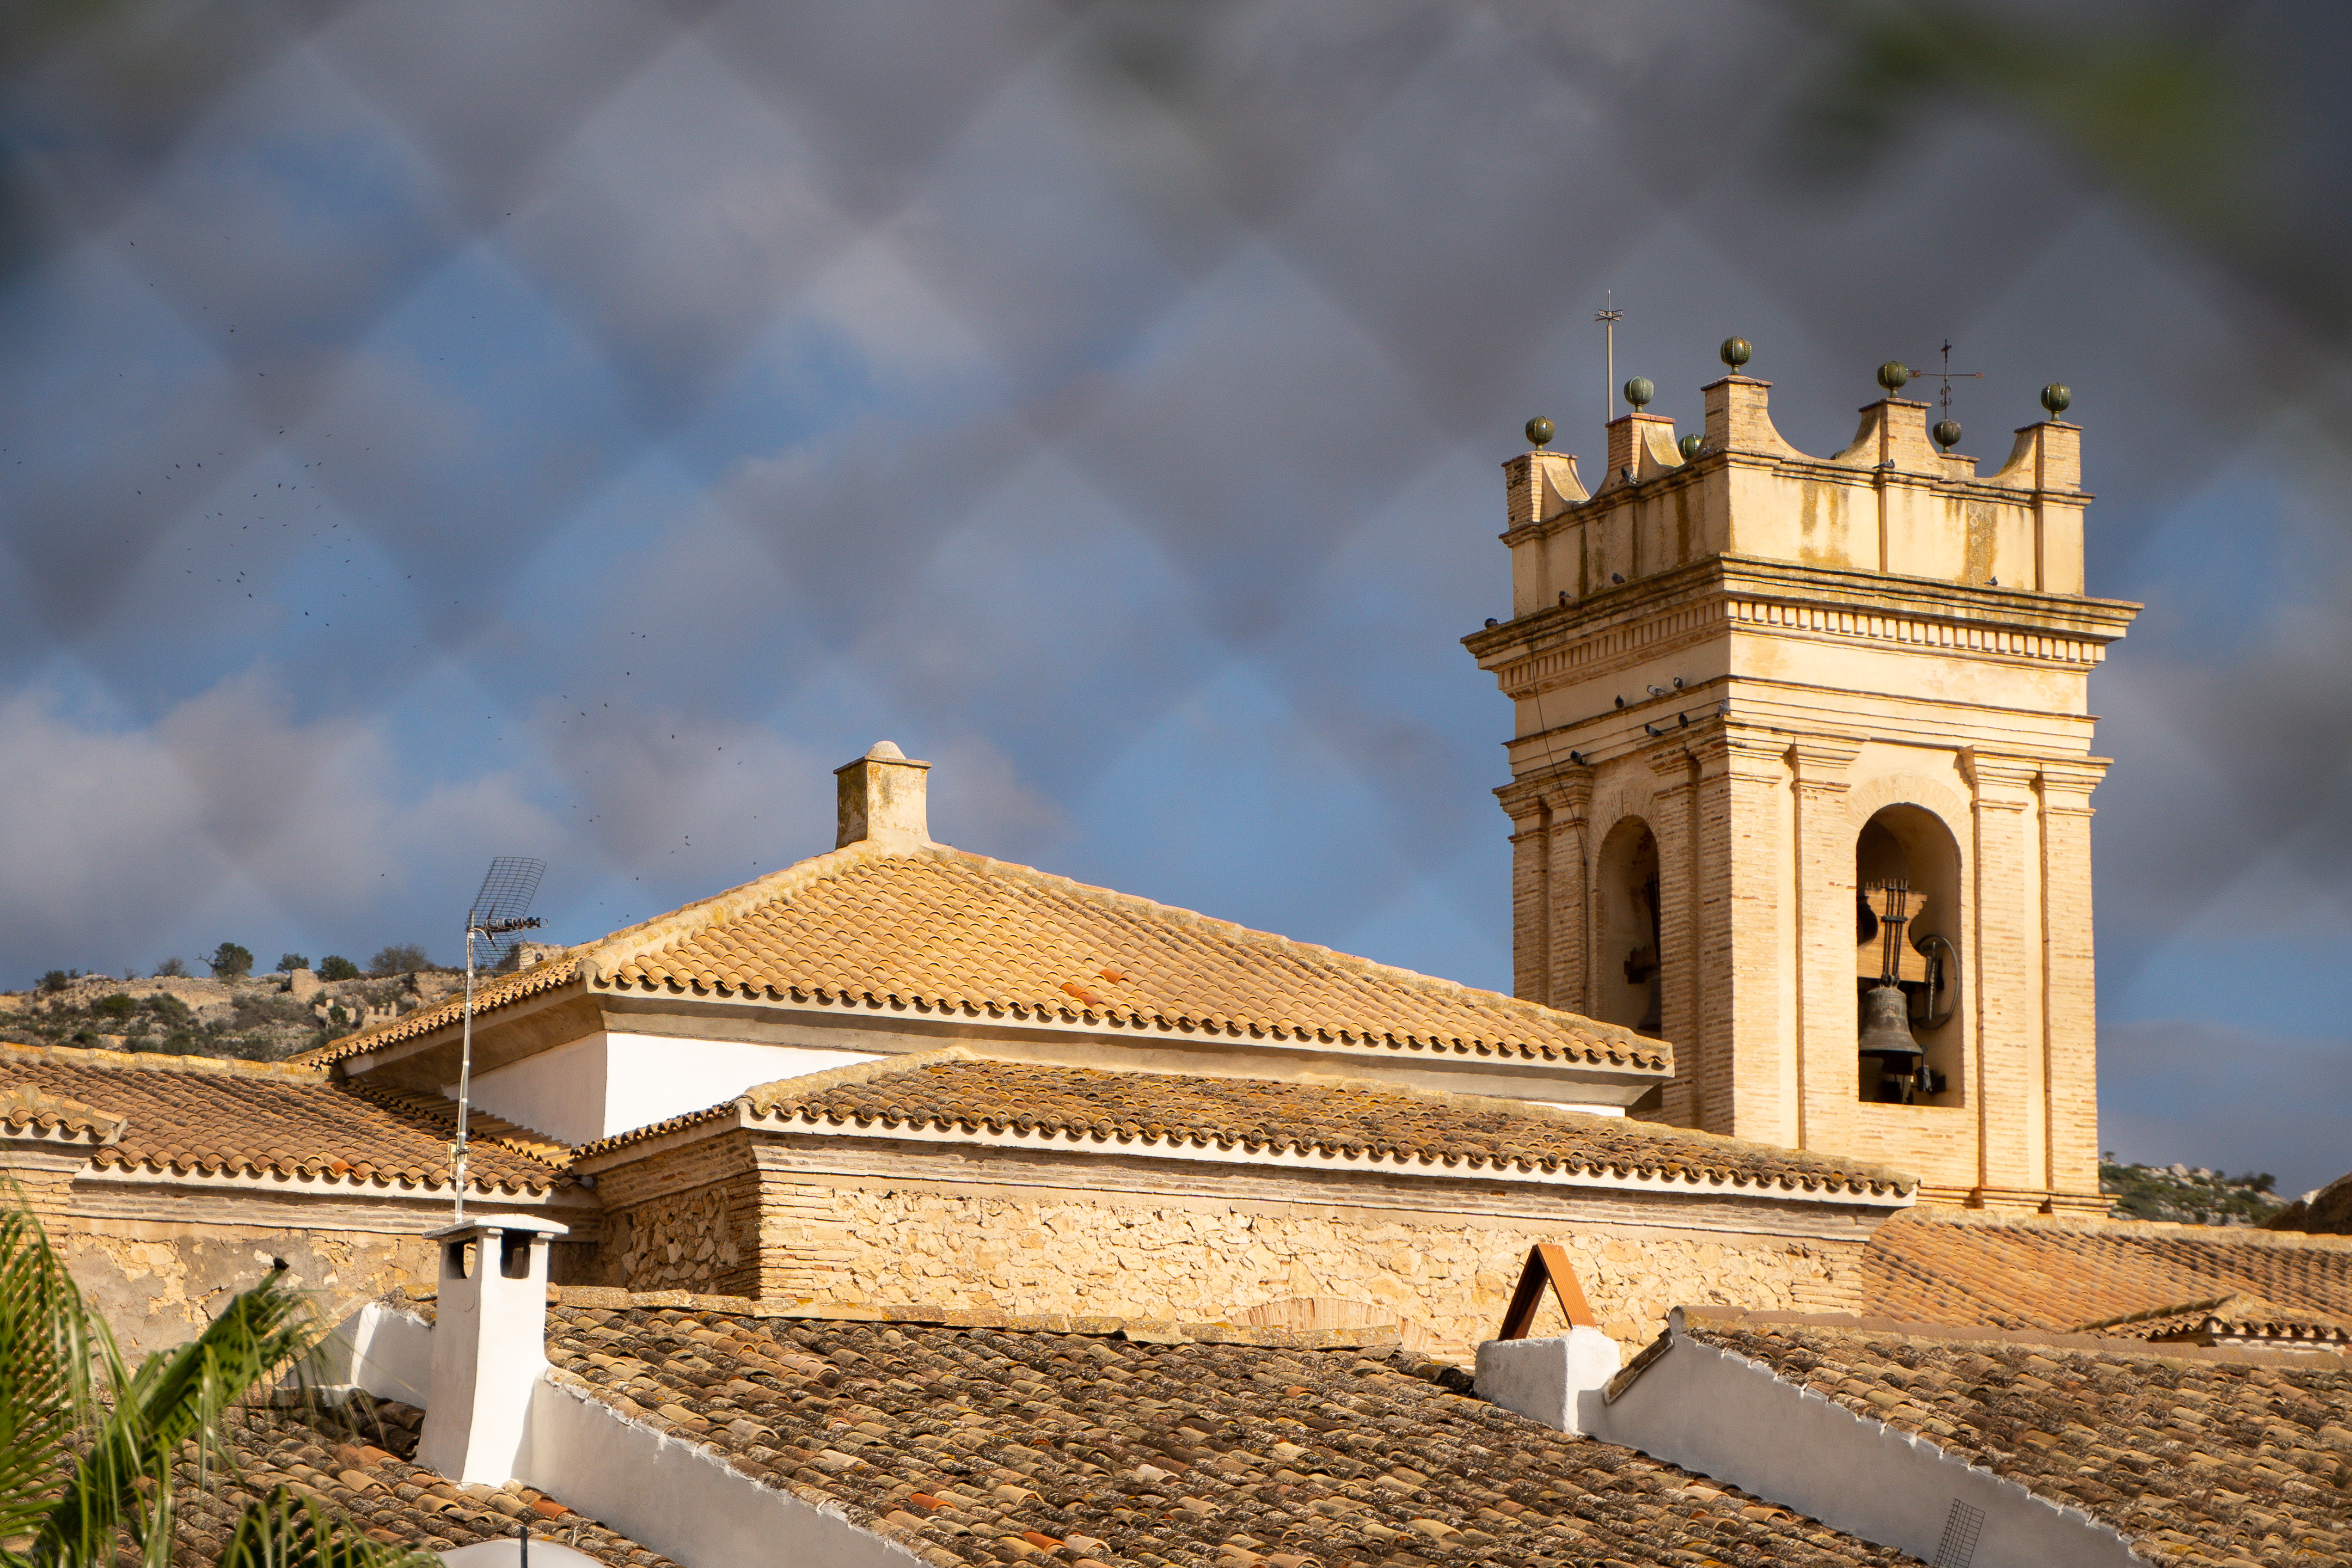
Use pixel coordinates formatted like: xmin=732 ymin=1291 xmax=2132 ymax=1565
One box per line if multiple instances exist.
xmin=1469 ymin=369 xmax=2136 ymax=1212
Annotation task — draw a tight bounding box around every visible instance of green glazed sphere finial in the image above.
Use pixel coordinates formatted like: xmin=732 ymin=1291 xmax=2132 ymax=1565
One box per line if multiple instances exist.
xmin=1878 ymin=361 xmax=1912 ymax=393
xmin=1677 ymin=433 xmax=1702 ymax=462
xmin=2041 ymin=382 xmax=2072 ymax=416
xmin=1719 ymin=337 xmax=1752 ymax=370
xmin=1525 ymin=415 xmax=1555 ymax=449
xmin=1623 ymin=376 xmax=1655 ymax=412
xmin=1932 ymin=417 xmax=1962 ymax=451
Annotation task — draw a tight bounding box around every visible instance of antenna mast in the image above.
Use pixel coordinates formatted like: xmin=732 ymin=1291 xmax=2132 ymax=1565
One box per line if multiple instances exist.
xmin=1594 ymin=293 xmax=1623 ymax=427
xmin=452 ymin=857 xmax=546 ymax=1224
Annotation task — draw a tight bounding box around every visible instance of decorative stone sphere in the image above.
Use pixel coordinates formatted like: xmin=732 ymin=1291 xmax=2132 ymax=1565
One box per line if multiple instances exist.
xmin=2041 ymin=382 xmax=2072 ymax=416
xmin=1719 ymin=337 xmax=1752 ymax=369
xmin=1677 ymin=433 xmax=1702 ymax=461
xmin=1932 ymin=418 xmax=1963 ymax=451
xmin=1877 ymin=361 xmax=1912 ymax=393
xmin=1623 ymin=376 xmax=1655 ymax=411
xmin=1525 ymin=415 xmax=1555 ymax=448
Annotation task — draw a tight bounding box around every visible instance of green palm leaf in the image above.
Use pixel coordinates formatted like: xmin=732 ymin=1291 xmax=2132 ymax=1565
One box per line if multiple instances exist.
xmin=0 ymin=1203 xmax=109 ymax=1560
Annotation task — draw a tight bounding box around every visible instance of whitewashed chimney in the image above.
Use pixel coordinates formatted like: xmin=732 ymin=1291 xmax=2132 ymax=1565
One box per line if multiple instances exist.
xmin=417 ymin=1215 xmax=568 ymax=1485
xmin=834 ymin=741 xmax=931 ymax=849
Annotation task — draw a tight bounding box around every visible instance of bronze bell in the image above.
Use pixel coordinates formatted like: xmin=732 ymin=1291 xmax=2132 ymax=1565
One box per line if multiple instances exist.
xmin=1857 ymin=983 xmax=1922 ymax=1065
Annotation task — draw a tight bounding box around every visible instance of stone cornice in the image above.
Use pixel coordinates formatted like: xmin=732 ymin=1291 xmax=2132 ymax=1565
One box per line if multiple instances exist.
xmin=1466 ymin=555 xmax=2139 ymax=699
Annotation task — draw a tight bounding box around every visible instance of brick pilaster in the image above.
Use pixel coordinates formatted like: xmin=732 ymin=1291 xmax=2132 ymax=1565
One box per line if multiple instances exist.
xmin=1502 ymin=786 xmax=1552 ymax=1004
xmin=1962 ymin=751 xmax=2039 ymax=1198
xmin=1643 ymin=741 xmax=1702 ymax=1128
xmin=2038 ymin=758 xmax=2108 ymax=1202
xmin=1693 ymin=729 xmax=1796 ymax=1144
xmin=1790 ymin=739 xmax=1863 ymax=1156
xmin=1542 ymin=774 xmax=1594 ymax=1016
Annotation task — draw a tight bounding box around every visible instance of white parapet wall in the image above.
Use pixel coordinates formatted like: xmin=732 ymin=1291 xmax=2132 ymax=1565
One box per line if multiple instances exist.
xmin=1472 ymin=1328 xmax=1621 ymax=1437
xmin=307 ymin=1300 xmax=434 ymax=1407
xmin=1589 ymin=1312 xmax=2139 ymax=1568
xmin=520 ymin=1375 xmax=928 ymax=1568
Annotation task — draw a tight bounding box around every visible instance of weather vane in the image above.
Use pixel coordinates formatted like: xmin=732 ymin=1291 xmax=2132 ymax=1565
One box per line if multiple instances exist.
xmin=1595 ymin=292 xmax=1623 ymax=426
xmin=1880 ymin=339 xmax=1984 ymax=452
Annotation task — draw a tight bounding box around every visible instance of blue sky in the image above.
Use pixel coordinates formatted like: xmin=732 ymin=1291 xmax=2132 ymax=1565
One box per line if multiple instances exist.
xmin=3 ymin=1 xmax=2347 ymax=1195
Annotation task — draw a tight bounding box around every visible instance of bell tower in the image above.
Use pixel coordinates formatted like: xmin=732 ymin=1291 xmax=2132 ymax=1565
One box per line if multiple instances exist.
xmin=1463 ymin=344 xmax=2137 ymax=1212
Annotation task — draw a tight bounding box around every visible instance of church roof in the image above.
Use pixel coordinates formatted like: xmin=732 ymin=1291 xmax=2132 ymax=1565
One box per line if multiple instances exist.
xmin=0 ymin=1043 xmax=561 ymax=1194
xmin=1679 ymin=1313 xmax=2352 ymax=1568
xmin=577 ymin=1052 xmax=1915 ymax=1202
xmin=2074 ymin=1292 xmax=2352 ymax=1347
xmin=535 ymin=1298 xmax=1928 ymax=1568
xmin=1858 ymin=1206 xmax=2352 ymax=1336
xmin=307 ymin=842 xmax=1666 ymax=1075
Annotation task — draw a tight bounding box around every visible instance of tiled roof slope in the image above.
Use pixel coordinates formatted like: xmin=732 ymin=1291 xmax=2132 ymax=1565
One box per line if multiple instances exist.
xmin=178 ymin=1394 xmax=674 ymax=1567
xmin=311 ymin=844 xmax=1664 ymax=1073
xmin=543 ymin=1303 xmax=1927 ymax=1568
xmin=1684 ymin=1318 xmax=2352 ymax=1568
xmin=1860 ymin=1208 xmax=2352 ymax=1331
xmin=582 ymin=1055 xmax=1915 ymax=1199
xmin=0 ymin=1043 xmax=560 ymax=1193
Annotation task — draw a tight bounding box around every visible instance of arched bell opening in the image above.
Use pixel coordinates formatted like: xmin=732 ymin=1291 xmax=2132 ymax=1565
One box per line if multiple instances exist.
xmin=1855 ymin=803 xmax=1963 ymax=1104
xmin=1593 ymin=816 xmax=1664 ymax=1036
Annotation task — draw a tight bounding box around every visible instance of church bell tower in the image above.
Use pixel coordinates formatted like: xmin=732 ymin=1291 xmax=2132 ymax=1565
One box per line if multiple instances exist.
xmin=1463 ymin=344 xmax=2137 ymax=1212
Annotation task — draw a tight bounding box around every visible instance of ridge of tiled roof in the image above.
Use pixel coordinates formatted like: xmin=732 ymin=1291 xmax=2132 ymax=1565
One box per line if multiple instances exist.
xmin=1 ymin=1080 xmax=127 ymax=1143
xmin=574 ymin=1049 xmax=1916 ymax=1199
xmin=1858 ymin=1204 xmax=2352 ymax=1333
xmin=1678 ymin=1313 xmax=2352 ymax=1568
xmin=307 ymin=841 xmax=1664 ymax=1073
xmin=0 ymin=1042 xmax=561 ymax=1193
xmin=2073 ymin=1291 xmax=2352 ymax=1345
xmin=541 ymin=1300 xmax=1927 ymax=1567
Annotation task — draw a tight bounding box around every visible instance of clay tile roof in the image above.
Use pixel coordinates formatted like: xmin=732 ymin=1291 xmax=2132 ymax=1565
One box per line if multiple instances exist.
xmin=0 ymin=1043 xmax=561 ymax=1193
xmin=576 ymin=1054 xmax=1913 ymax=1199
xmin=1682 ymin=1318 xmax=2352 ymax=1568
xmin=542 ymin=1304 xmax=1926 ymax=1567
xmin=308 ymin=843 xmax=1664 ymax=1074
xmin=180 ymin=1395 xmax=675 ymax=1568
xmin=1858 ymin=1206 xmax=2352 ymax=1333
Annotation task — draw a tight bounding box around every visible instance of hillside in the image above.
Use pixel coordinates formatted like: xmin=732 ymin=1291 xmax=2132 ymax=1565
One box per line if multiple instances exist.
xmin=2098 ymin=1157 xmax=2287 ymax=1226
xmin=0 ymin=966 xmax=464 ymax=1062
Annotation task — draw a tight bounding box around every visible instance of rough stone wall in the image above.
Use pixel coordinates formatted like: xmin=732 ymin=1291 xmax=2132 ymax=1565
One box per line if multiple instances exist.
xmin=58 ymin=1222 xmax=439 ymax=1358
xmin=742 ymin=1164 xmax=1868 ymax=1363
xmin=596 ymin=1134 xmax=760 ymax=1298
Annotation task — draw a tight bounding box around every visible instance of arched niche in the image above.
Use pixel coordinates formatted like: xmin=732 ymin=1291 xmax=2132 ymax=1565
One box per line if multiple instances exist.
xmin=1854 ymin=801 xmax=1964 ymax=1104
xmin=1592 ymin=815 xmax=1662 ymax=1034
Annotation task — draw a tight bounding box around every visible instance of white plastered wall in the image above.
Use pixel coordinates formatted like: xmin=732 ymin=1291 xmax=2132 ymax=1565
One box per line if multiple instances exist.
xmin=455 ymin=1033 xmax=879 ymax=1144
xmin=1591 ymin=1319 xmax=2138 ymax=1568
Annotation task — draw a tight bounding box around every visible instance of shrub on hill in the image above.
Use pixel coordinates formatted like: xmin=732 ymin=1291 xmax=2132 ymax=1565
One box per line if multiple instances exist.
xmin=367 ymin=944 xmax=428 ymax=977
xmin=207 ymin=942 xmax=254 ymax=979
xmin=317 ymin=956 xmax=360 ymax=981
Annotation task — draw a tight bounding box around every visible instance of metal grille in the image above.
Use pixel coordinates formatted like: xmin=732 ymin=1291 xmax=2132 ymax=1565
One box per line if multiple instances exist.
xmin=1932 ymin=1498 xmax=1984 ymax=1568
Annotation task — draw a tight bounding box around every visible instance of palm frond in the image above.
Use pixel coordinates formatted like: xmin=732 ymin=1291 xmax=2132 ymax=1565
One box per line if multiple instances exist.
xmin=0 ymin=1202 xmax=106 ymax=1555
xmin=32 ymin=1267 xmax=316 ymax=1568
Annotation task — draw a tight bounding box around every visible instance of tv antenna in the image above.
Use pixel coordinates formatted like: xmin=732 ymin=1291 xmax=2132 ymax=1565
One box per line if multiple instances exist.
xmin=1595 ymin=292 xmax=1623 ymax=425
xmin=451 ymin=857 xmax=546 ymax=1223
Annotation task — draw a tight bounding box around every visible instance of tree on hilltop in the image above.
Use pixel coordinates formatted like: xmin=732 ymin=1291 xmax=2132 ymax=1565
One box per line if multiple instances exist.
xmin=207 ymin=943 xmax=255 ymax=979
xmin=316 ymin=956 xmax=360 ymax=981
xmin=367 ymin=944 xmax=428 ymax=978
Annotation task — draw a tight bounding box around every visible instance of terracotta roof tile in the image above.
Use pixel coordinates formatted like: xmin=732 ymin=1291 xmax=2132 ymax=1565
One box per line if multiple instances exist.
xmin=177 ymin=1395 xmax=673 ymax=1568
xmin=576 ymin=1054 xmax=1914 ymax=1199
xmin=2074 ymin=1293 xmax=2352 ymax=1348
xmin=1859 ymin=1208 xmax=2352 ymax=1333
xmin=1683 ymin=1318 xmax=2352 ymax=1568
xmin=310 ymin=845 xmax=1664 ymax=1075
xmin=542 ymin=1303 xmax=1924 ymax=1567
xmin=0 ymin=1043 xmax=561 ymax=1193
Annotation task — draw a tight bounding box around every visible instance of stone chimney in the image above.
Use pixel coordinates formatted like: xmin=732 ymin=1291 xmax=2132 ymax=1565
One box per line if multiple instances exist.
xmin=834 ymin=741 xmax=931 ymax=850
xmin=417 ymin=1214 xmax=567 ymax=1486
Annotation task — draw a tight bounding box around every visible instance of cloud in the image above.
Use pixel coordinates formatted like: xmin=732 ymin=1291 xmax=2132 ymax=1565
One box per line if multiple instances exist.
xmin=0 ymin=670 xmax=556 ymax=978
xmin=2100 ymin=1019 xmax=2352 ymax=1200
